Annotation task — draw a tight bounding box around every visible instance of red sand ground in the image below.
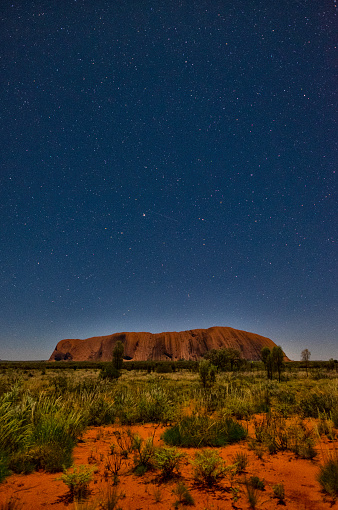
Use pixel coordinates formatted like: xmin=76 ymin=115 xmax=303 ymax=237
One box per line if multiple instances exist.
xmin=0 ymin=422 xmax=336 ymax=509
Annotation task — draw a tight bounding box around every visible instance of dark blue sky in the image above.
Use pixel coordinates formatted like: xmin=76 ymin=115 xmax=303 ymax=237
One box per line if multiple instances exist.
xmin=1 ymin=1 xmax=336 ymax=360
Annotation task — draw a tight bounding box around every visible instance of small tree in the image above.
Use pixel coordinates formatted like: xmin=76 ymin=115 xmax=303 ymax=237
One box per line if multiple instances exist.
xmin=226 ymin=348 xmax=243 ymax=371
xmin=301 ymin=348 xmax=311 ymax=377
xmin=100 ymin=340 xmax=124 ymax=380
xmin=261 ymin=347 xmax=273 ymax=380
xmin=204 ymin=348 xmax=242 ymax=371
xmin=272 ymin=346 xmax=284 ymax=382
xmin=328 ymin=358 xmax=335 ymax=371
xmin=199 ymin=360 xmax=217 ymax=388
xmin=113 ymin=341 xmax=124 ymax=371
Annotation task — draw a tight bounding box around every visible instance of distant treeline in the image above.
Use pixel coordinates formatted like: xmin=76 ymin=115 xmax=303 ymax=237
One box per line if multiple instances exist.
xmin=0 ymin=359 xmax=337 ymax=372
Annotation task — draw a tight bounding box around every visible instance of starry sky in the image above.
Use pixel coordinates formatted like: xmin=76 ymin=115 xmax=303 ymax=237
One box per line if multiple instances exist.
xmin=1 ymin=1 xmax=336 ymax=361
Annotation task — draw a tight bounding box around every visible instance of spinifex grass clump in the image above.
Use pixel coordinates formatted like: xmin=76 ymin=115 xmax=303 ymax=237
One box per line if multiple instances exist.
xmin=244 ymin=478 xmax=260 ymax=509
xmin=251 ymin=414 xmax=317 ymax=459
xmin=249 ymin=476 xmax=265 ymax=490
xmin=298 ymin=389 xmax=338 ymax=418
xmin=79 ymin=391 xmax=116 ymax=426
xmin=272 ymin=483 xmax=285 ymax=504
xmin=114 ymin=383 xmax=178 ymax=425
xmin=172 ymin=482 xmax=195 ymax=507
xmin=0 ymin=386 xmax=87 ymax=477
xmin=232 ymin=451 xmax=248 ymax=473
xmin=162 ymin=415 xmax=247 ymax=447
xmin=317 ymin=453 xmax=338 ymax=499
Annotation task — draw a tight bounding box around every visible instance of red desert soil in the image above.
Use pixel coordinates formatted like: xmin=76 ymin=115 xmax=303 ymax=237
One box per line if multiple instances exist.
xmin=49 ymin=326 xmax=287 ymax=362
xmin=1 ymin=422 xmax=336 ymax=509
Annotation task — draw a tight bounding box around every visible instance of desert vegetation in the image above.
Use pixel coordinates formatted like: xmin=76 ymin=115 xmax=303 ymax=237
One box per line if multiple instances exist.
xmin=0 ymin=355 xmax=338 ymax=508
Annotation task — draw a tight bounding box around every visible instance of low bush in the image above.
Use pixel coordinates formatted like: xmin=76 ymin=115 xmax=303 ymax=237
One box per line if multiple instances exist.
xmin=316 ymin=416 xmax=335 ymax=441
xmin=288 ymin=421 xmax=317 ymax=459
xmin=317 ymin=454 xmax=338 ymax=498
xmin=252 ymin=414 xmax=317 ymax=459
xmin=130 ymin=434 xmax=155 ymax=475
xmin=59 ymin=464 xmax=96 ymax=501
xmin=154 ymin=446 xmax=185 ymax=479
xmin=249 ymin=476 xmax=265 ymax=490
xmin=9 ymin=441 xmax=73 ymax=474
xmin=163 ymin=415 xmax=247 ymax=447
xmin=155 ymin=363 xmax=172 ymax=374
xmin=83 ymin=394 xmax=115 ymax=426
xmin=191 ymin=449 xmax=225 ymax=486
xmin=298 ymin=391 xmax=338 ymax=418
xmin=100 ymin=365 xmax=121 ymax=381
xmin=114 ymin=384 xmax=177 ymax=425
xmin=272 ymin=483 xmax=285 ymax=503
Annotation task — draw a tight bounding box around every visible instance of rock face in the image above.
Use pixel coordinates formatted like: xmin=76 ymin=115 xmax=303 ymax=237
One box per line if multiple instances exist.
xmin=49 ymin=326 xmax=285 ymax=362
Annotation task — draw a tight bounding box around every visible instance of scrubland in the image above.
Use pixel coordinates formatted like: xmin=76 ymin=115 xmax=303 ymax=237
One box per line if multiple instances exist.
xmin=0 ymin=362 xmax=337 ymax=509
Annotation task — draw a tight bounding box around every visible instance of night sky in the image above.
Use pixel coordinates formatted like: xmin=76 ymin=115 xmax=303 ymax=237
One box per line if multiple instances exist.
xmin=1 ymin=1 xmax=336 ymax=361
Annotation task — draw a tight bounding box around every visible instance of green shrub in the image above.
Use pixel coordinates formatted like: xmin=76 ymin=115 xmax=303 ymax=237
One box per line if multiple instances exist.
xmin=130 ymin=434 xmax=155 ymax=474
xmin=84 ymin=395 xmax=115 ymax=426
xmin=59 ymin=464 xmax=96 ymax=501
xmin=316 ymin=416 xmax=335 ymax=440
xmin=191 ymin=449 xmax=225 ymax=487
xmin=155 ymin=364 xmax=172 ymax=374
xmin=100 ymin=365 xmax=121 ymax=381
xmin=199 ymin=360 xmax=216 ymax=388
xmin=252 ymin=414 xmax=316 ymax=458
xmin=249 ymin=476 xmax=265 ymax=490
xmin=9 ymin=441 xmax=73 ymax=474
xmin=288 ymin=421 xmax=317 ymax=459
xmin=272 ymin=483 xmax=285 ymax=503
xmin=0 ymin=388 xmax=87 ymax=476
xmin=154 ymin=446 xmax=185 ymax=479
xmin=163 ymin=415 xmax=246 ymax=447
xmin=298 ymin=391 xmax=338 ymax=418
xmin=317 ymin=454 xmax=338 ymax=498
xmin=253 ymin=414 xmax=288 ymax=454
xmin=114 ymin=384 xmax=177 ymax=425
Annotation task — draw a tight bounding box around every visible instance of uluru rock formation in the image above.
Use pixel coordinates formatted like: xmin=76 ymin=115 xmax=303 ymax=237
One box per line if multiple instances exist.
xmin=49 ymin=326 xmax=286 ymax=362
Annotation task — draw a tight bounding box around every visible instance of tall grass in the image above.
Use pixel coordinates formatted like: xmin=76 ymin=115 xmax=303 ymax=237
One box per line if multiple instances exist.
xmin=0 ymin=364 xmax=338 ymax=486
xmin=163 ymin=414 xmax=247 ymax=447
xmin=0 ymin=387 xmax=87 ymax=474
